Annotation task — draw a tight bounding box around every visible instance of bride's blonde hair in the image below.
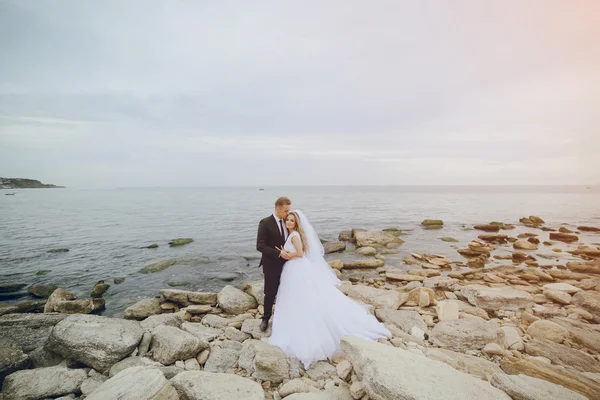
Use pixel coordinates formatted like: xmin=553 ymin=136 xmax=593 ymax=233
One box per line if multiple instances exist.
xmin=288 ymin=211 xmax=309 ymax=253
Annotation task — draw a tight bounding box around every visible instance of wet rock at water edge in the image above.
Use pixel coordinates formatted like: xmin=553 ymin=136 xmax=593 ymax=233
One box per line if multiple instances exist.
xmin=91 ymin=281 xmax=110 ymax=298
xmin=169 ymin=238 xmax=193 ymax=247
xmin=47 ymin=249 xmax=69 ymax=253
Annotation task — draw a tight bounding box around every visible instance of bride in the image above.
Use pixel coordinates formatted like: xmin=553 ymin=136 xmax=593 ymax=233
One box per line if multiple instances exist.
xmin=268 ymin=210 xmax=391 ymax=369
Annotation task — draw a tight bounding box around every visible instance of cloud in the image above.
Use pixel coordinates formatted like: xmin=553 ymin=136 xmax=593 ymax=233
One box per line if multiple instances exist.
xmin=0 ymin=0 xmax=599 ymax=186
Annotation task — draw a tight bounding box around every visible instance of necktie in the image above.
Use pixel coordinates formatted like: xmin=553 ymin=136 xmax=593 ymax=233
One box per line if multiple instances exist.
xmin=279 ymin=219 xmax=286 ymax=240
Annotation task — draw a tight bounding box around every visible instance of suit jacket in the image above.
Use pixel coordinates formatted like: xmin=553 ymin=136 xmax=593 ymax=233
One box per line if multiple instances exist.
xmin=256 ymin=215 xmax=286 ymax=269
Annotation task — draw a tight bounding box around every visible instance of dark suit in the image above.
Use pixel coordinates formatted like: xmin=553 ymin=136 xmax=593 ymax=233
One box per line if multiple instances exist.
xmin=256 ymin=215 xmax=287 ymax=322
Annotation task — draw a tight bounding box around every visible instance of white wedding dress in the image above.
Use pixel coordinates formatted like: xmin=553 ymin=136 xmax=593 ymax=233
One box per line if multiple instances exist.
xmin=268 ymin=220 xmax=391 ymax=369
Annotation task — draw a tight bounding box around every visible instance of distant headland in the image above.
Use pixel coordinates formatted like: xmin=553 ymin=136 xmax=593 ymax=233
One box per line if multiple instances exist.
xmin=0 ymin=177 xmax=65 ymax=189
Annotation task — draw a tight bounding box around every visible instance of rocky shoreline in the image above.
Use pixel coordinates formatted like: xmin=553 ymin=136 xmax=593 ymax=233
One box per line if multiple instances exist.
xmin=1 ymin=216 xmax=600 ymax=399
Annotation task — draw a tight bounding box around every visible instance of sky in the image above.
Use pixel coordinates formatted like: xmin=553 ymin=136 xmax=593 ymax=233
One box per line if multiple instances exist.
xmin=0 ymin=1 xmax=599 ymax=187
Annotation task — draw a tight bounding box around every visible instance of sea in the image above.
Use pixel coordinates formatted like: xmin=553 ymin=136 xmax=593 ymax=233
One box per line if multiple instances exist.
xmin=1 ymin=185 xmax=599 ymax=316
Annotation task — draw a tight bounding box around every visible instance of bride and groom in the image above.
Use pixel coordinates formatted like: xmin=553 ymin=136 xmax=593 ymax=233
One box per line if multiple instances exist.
xmin=256 ymin=197 xmax=391 ymax=368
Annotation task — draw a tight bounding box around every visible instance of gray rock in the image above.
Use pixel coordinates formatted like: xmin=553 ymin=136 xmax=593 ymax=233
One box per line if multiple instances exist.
xmin=306 ymin=361 xmax=337 ymax=381
xmin=27 ymin=284 xmax=58 ymax=298
xmin=425 ymin=348 xmax=504 ymax=380
xmin=278 ymin=378 xmax=319 ymax=397
xmin=86 ymin=366 xmax=179 ymax=400
xmin=285 ymin=386 xmax=353 ymax=400
xmin=238 ymin=339 xmax=299 ymax=383
xmin=28 ymin=346 xmax=64 ymax=368
xmin=430 ymin=319 xmax=505 ymax=351
xmin=324 ymin=241 xmax=346 ymax=254
xmin=0 ymin=313 xmax=68 ymax=352
xmin=242 ymin=281 xmax=265 ymax=306
xmin=170 ymin=371 xmax=264 ymax=400
xmin=217 ymin=285 xmax=258 ymax=315
xmin=181 ymin=322 xmax=223 ymax=342
xmin=108 ymin=356 xmax=163 ymax=377
xmin=184 ymin=358 xmax=201 ymax=371
xmin=0 ymin=338 xmax=30 ymax=389
xmin=341 ymin=336 xmax=510 ymax=400
xmin=461 ymin=285 xmax=534 ymax=312
xmin=80 ymin=376 xmax=107 ymax=397
xmin=224 ymin=327 xmax=251 ymax=342
xmin=502 ymin=325 xmax=524 ymax=351
xmin=0 ymin=299 xmax=47 ymax=316
xmin=138 ymin=332 xmax=152 ymax=357
xmin=241 ymin=318 xmax=272 ymax=340
xmin=123 ymin=298 xmax=163 ymax=320
xmin=423 ymin=277 xmax=459 ymax=290
xmin=354 ymin=230 xmax=404 ymax=247
xmin=338 ymin=283 xmax=407 ymax=309
xmin=150 ymin=325 xmax=206 ymax=366
xmin=204 ymin=342 xmax=242 ymax=373
xmin=45 ymin=314 xmax=144 ymax=372
xmin=524 ymin=339 xmax=600 ymax=373
xmin=159 ymin=365 xmax=185 ymax=379
xmin=160 ymin=289 xmax=218 ymax=307
xmin=139 ymin=313 xmax=182 ymax=332
xmin=490 ymin=373 xmax=587 ymax=400
xmin=375 ymin=309 xmax=427 ymax=334
xmin=2 ymin=365 xmax=87 ymax=400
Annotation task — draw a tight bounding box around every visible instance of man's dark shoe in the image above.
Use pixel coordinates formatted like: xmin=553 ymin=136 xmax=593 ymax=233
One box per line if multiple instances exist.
xmin=259 ymin=319 xmax=268 ymax=332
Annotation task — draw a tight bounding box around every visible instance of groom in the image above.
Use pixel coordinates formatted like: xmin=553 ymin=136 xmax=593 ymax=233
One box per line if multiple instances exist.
xmin=256 ymin=196 xmax=292 ymax=332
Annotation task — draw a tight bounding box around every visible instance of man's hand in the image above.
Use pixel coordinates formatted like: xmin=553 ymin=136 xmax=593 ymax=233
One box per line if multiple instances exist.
xmin=276 ymin=246 xmax=292 ymax=260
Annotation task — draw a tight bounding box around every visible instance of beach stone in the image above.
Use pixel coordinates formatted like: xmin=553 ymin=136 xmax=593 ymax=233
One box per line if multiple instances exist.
xmin=421 ymin=219 xmax=444 ymax=227
xmin=542 ymin=283 xmax=581 ymax=294
xmin=425 ymin=348 xmax=504 ymax=380
xmin=238 ymin=339 xmax=299 ymax=383
xmin=242 ymin=281 xmax=265 ymax=306
xmin=355 ymin=246 xmax=377 ymax=256
xmin=375 ymin=309 xmax=427 ymax=335
xmin=140 ymin=313 xmax=183 ymax=331
xmin=217 ymin=285 xmax=258 ymax=314
xmin=405 ymin=287 xmax=435 ymax=307
xmin=224 ymin=326 xmax=250 ymax=342
xmin=490 ymin=373 xmax=587 ymax=400
xmin=0 ymin=313 xmax=68 ymax=353
xmin=524 ymin=339 xmax=600 ymax=373
xmin=2 ymin=365 xmax=87 ymax=400
xmin=430 ymin=319 xmax=504 ymax=351
xmin=204 ymin=341 xmax=243 ymax=373
xmin=28 ymin=346 xmax=64 ymax=368
xmin=343 ymin=259 xmax=385 ymax=269
xmin=150 ymin=325 xmax=206 ymax=365
xmin=81 ymin=376 xmax=107 ymax=397
xmin=27 ymin=284 xmax=58 ymax=298
xmin=483 ymin=343 xmax=504 ymax=356
xmin=170 ymin=371 xmax=264 ymax=400
xmin=324 ymin=241 xmax=346 ymax=254
xmin=328 ymin=260 xmax=344 ymax=270
xmin=139 ymin=259 xmax=177 ymax=274
xmin=474 ymin=224 xmax=500 ymax=232
xmin=461 ymin=285 xmax=533 ymax=311
xmin=339 ymin=283 xmax=407 ymax=309
xmin=549 ymin=233 xmax=579 ymax=243
xmin=341 ymin=336 xmax=510 ymax=399
xmin=0 ymin=299 xmax=47 ymax=316
xmin=423 ymin=276 xmax=458 ymax=290
xmin=108 ymin=356 xmax=163 ymax=377
xmin=181 ymin=322 xmax=225 ymax=342
xmin=502 ymin=326 xmax=524 ymax=351
xmin=86 ymin=366 xmax=178 ymax=400
xmin=567 ymin=260 xmax=600 ymax=274
xmin=160 ymin=289 xmax=217 ymax=307
xmin=124 ymin=298 xmax=163 ymax=320
xmin=336 ymin=359 xmax=352 ymax=380
xmin=0 ymin=338 xmax=30 ymax=388
xmin=45 ymin=314 xmax=144 ymax=372
xmin=500 ymin=358 xmax=600 ymax=399
xmin=527 ymin=320 xmax=569 ymax=343
xmin=572 ymin=290 xmax=600 ymax=321
xmin=543 ymin=289 xmax=572 ymax=305
xmin=514 ymin=240 xmax=538 ymax=250
xmin=306 ymin=361 xmax=337 ymax=381
xmin=278 ymin=379 xmax=318 ymax=397
xmin=436 ymin=301 xmax=460 ymax=321
xmin=354 ymin=230 xmax=404 ymax=247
